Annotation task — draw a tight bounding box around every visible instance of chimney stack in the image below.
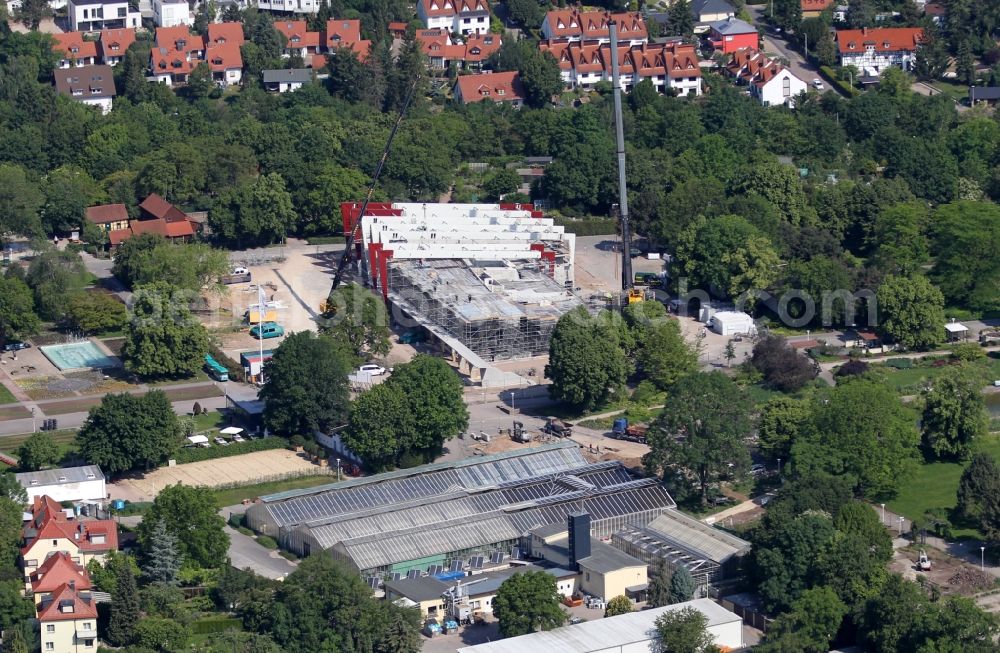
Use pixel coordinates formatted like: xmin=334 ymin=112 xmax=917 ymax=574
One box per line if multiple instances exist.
xmin=567 ymin=511 xmax=591 ymax=570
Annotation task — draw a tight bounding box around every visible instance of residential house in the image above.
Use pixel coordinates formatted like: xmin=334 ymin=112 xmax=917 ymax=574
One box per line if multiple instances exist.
xmin=388 ymin=21 xmax=408 ymax=38
xmin=801 ymin=0 xmax=835 ymax=18
xmin=254 ymin=0 xmax=321 ymax=15
xmin=84 ymin=204 xmax=130 ymax=232
xmin=970 ymin=86 xmax=1000 ymax=105
xmin=97 ymin=29 xmax=136 ymax=66
xmin=152 ymin=0 xmax=191 ymax=27
xmin=692 ymin=0 xmax=734 ymax=29
xmin=726 ymin=47 xmax=806 ymax=106
xmin=151 ymin=25 xmax=204 ymax=86
xmin=67 ymin=0 xmax=140 ymax=31
xmin=454 ymin=71 xmax=525 ymax=106
xmin=708 ymin=17 xmax=759 ymax=53
xmin=417 ymin=0 xmax=491 ymax=36
xmin=539 ymin=39 xmax=702 ymax=95
xmin=924 ymin=2 xmax=946 ymax=25
xmin=21 ymin=496 xmax=118 ymax=573
xmin=541 ymin=8 xmax=647 ymax=45
xmin=53 ymin=65 xmax=116 ymax=115
xmin=416 ymin=29 xmax=501 ymax=70
xmin=16 ymin=465 xmax=107 ymax=504
xmin=37 ymin=582 xmax=99 ymax=653
xmin=836 ymin=27 xmax=923 ymax=74
xmin=206 ymin=21 xmax=245 ymax=48
xmin=108 ymin=194 xmax=197 ymax=245
xmin=27 ymin=552 xmax=92 ymax=605
xmin=275 ymin=20 xmax=321 ymax=59
xmin=323 ymin=19 xmax=371 ymax=60
xmin=51 ymin=33 xmax=98 ymax=68
xmin=206 ymin=42 xmax=243 ymax=86
xmin=263 ymin=68 xmax=313 ymax=92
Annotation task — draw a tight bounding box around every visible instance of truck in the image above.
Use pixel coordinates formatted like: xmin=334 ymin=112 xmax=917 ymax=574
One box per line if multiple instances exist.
xmin=610 ymin=418 xmax=647 ymax=443
xmin=543 ymin=417 xmax=573 ymax=438
xmin=511 ymin=421 xmax=532 ymax=443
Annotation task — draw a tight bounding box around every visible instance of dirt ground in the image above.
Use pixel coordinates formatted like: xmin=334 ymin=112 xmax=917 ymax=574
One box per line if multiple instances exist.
xmin=891 ymin=546 xmax=994 ymax=597
xmin=572 ymin=235 xmax=665 ymax=295
xmin=110 ymin=449 xmax=321 ymax=501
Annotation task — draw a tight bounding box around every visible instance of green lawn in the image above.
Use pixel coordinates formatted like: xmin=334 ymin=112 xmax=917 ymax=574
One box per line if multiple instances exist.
xmin=888 ymin=435 xmax=1000 ymax=539
xmin=0 ymin=384 xmax=16 ymax=405
xmin=0 ymin=429 xmax=79 ymax=462
xmin=872 ymin=356 xmax=1000 ymax=394
xmin=208 ymin=475 xmax=335 ymax=507
xmin=188 ymin=410 xmax=226 ymax=432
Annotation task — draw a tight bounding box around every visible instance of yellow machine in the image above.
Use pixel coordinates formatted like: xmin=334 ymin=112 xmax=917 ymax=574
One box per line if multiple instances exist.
xmin=627 ymin=289 xmax=645 ymax=304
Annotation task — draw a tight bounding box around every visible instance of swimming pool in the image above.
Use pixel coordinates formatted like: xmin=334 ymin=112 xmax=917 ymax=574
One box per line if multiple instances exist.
xmin=40 ymin=342 xmax=119 ymax=371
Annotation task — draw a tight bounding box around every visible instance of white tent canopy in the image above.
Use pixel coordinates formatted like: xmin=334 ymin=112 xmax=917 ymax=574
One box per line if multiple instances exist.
xmin=187 ymin=435 xmax=209 ymax=445
xmin=944 ymin=323 xmax=968 ymax=333
xmin=220 ymin=427 xmax=244 ymax=435
xmin=710 ymin=311 xmax=756 ymax=337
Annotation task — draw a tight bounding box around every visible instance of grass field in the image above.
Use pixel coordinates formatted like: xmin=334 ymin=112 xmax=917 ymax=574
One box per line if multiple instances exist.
xmin=0 ymin=429 xmax=79 ymax=463
xmin=888 ymin=435 xmax=1000 ymax=539
xmin=0 ymin=384 xmax=17 ymax=405
xmin=871 ymin=356 xmax=1000 ymax=394
xmin=208 ymin=475 xmax=335 ymax=507
xmin=188 ymin=410 xmax=226 ymax=432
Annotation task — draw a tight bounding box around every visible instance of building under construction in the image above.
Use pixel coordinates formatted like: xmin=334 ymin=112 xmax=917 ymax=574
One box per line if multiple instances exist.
xmin=340 ymin=202 xmax=582 ymax=379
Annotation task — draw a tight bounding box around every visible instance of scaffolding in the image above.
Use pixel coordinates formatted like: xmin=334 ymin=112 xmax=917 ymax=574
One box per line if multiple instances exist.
xmin=387 ymin=259 xmax=583 ymax=361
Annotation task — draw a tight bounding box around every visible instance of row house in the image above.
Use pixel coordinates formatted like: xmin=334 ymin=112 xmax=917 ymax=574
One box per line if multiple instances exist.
xmin=67 ymin=0 xmax=139 ymax=31
xmin=275 ymin=20 xmax=320 ymax=59
xmin=52 ymin=33 xmax=97 ymax=68
xmin=268 ymin=19 xmax=371 ymax=69
xmin=255 ymin=0 xmax=321 ymax=14
xmin=417 ymin=0 xmax=490 ymax=36
xmin=21 ymin=496 xmax=118 ymax=574
xmin=725 ymin=47 xmax=807 ymax=107
xmin=53 ymin=65 xmax=116 ymax=114
xmin=151 ymin=24 xmax=242 ymax=86
xmin=539 ymin=40 xmax=702 ymax=96
xmin=540 ymin=9 xmax=647 ymax=45
xmin=52 ymin=29 xmax=136 ymax=68
xmin=38 ymin=582 xmax=99 ymax=653
xmin=416 ymin=29 xmax=501 ymax=70
xmin=454 ymin=71 xmax=524 ymax=107
xmin=836 ymin=27 xmax=923 ymax=74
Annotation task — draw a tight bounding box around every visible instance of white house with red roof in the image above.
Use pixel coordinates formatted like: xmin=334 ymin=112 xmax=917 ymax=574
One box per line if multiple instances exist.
xmin=836 ymin=26 xmax=923 ymax=74
xmin=454 ymin=71 xmax=525 ymax=106
xmin=97 ymin=29 xmax=136 ymax=66
xmin=324 ymin=19 xmax=371 ymax=60
xmin=726 ymin=47 xmax=806 ymax=106
xmin=541 ymin=9 xmax=648 ymax=45
xmin=417 ymin=29 xmax=501 ymax=70
xmin=539 ymin=40 xmax=701 ymax=95
xmin=37 ymin=581 xmax=99 ymax=653
xmin=51 ymin=32 xmax=98 ymax=68
xmin=417 ymin=0 xmax=491 ymax=35
xmin=21 ymin=496 xmax=118 ymax=573
xmin=27 ymin=552 xmax=92 ymax=602
xmin=206 ymin=21 xmax=245 ymax=48
xmin=151 ymin=25 xmax=204 ymax=85
xmin=275 ymin=20 xmax=321 ymax=59
xmin=206 ymin=42 xmax=243 ymax=86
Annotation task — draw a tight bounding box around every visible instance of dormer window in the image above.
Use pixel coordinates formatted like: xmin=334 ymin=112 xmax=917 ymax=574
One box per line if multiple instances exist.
xmin=30 ymin=480 xmax=38 ymax=486
xmin=496 ymin=88 xmax=505 ymax=95
xmin=883 ymin=41 xmax=890 ymax=48
xmin=848 ymin=41 xmax=856 ymax=49
xmin=71 ymin=46 xmax=79 ymax=53
xmin=176 ymin=38 xmax=186 ymax=49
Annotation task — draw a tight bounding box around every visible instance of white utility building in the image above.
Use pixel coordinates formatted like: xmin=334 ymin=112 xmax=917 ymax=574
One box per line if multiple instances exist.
xmin=16 ymin=465 xmax=106 ymax=504
xmin=457 ymin=598 xmax=744 ymax=653
xmin=710 ymin=311 xmax=756 ymax=337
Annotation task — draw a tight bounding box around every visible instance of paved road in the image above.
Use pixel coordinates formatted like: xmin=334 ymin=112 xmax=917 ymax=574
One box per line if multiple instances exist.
xmin=222 ymin=523 xmax=298 ymax=580
xmin=746 ymin=6 xmax=827 ymax=92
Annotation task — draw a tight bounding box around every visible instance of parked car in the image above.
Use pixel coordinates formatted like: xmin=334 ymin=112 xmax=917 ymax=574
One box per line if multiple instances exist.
xmin=750 ymin=463 xmax=766 ymax=477
xmin=214 ymin=437 xmax=229 ymax=446
xmin=232 ymin=434 xmax=245 ymax=442
xmin=250 ymin=322 xmax=284 ymax=339
xmin=3 ymin=341 xmax=30 ymax=352
xmin=812 ymin=78 xmax=824 ymax=89
xmin=358 ymin=363 xmax=389 ymax=376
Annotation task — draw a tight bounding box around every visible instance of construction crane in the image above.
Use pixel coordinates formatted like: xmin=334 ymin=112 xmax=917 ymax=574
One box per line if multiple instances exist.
xmin=608 ymin=22 xmax=643 ymax=306
xmin=328 ymin=79 xmax=419 ymax=296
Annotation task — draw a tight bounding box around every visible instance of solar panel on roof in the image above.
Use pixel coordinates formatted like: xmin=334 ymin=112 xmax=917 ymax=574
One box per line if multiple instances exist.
xmin=491 ymin=551 xmax=503 ymax=564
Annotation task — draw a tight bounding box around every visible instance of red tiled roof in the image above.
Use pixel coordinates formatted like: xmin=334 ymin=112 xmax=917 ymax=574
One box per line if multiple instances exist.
xmin=324 ymin=18 xmax=361 ymax=46
xmin=30 ymin=552 xmax=92 ymax=595
xmin=924 ymin=2 xmax=946 ymax=15
xmin=85 ymin=203 xmax=128 ymax=225
xmin=155 ymin=26 xmax=203 ymax=53
xmin=131 ymin=218 xmax=196 ymax=239
xmin=97 ymin=29 xmax=135 ymax=60
xmin=388 ymin=21 xmax=408 ymax=34
xmin=275 ymin=20 xmax=320 ymax=49
xmin=417 ymin=29 xmax=500 ymax=63
xmin=52 ymin=32 xmax=98 ymax=61
xmin=456 ymin=71 xmax=525 ymax=104
xmin=108 ymin=229 xmax=132 ymax=246
xmin=310 ymin=53 xmax=327 ymax=69
xmin=37 ymin=583 xmax=98 ymax=623
xmin=207 ymin=42 xmax=242 ymax=71
xmin=539 ymin=39 xmax=700 ymax=80
xmin=139 ymin=193 xmax=188 ymax=221
xmin=801 ymin=0 xmax=835 ymax=11
xmin=23 ymin=495 xmax=118 ymax=556
xmin=543 ymin=9 xmax=647 ymax=41
xmin=206 ymin=22 xmax=245 ymax=47
xmin=151 ymin=47 xmax=197 ymax=75
xmin=419 ymin=0 xmax=489 ymax=18
xmin=836 ymin=27 xmax=924 ymax=54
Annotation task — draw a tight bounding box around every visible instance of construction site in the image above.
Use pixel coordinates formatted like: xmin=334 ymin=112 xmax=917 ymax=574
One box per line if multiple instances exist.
xmin=340 ymin=202 xmax=583 ymax=385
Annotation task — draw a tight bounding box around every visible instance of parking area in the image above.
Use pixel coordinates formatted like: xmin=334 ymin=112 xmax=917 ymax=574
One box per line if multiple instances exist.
xmin=572 ymin=235 xmax=666 ymax=295
xmin=110 ymin=448 xmax=321 ymax=502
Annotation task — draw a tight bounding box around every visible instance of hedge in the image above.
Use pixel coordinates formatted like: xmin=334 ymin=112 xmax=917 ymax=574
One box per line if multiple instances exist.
xmin=190 ymin=618 xmax=241 ymax=635
xmin=207 ymin=343 xmax=242 ymax=381
xmin=256 ymin=535 xmax=278 ymax=549
xmin=819 ymin=66 xmax=859 ymax=97
xmin=552 ymin=217 xmax=618 ymax=236
xmin=885 ymin=358 xmax=914 ymax=369
xmin=172 ymin=437 xmax=288 ymax=464
xmin=306 ymin=236 xmax=346 ymax=245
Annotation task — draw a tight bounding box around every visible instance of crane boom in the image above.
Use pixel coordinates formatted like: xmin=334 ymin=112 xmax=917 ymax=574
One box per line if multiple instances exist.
xmin=329 ymin=79 xmax=419 ymax=294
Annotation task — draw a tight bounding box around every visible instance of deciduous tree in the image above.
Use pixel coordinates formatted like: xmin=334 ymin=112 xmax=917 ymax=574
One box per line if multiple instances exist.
xmin=493 ymin=571 xmax=566 ymax=637
xmin=604 ymin=595 xmax=633 ymax=617
xmin=546 ymin=308 xmax=628 ymax=411
xmin=0 ymin=275 xmax=39 ymax=345
xmin=260 ymin=332 xmax=353 ymax=435
xmin=25 ymin=249 xmax=88 ymax=321
xmin=930 ymin=201 xmax=1000 ymax=312
xmin=16 ymin=433 xmax=59 ymax=471
xmin=957 ymin=453 xmax=1000 ymax=535
xmin=78 ymin=391 xmax=179 ymax=475
xmin=209 ymin=173 xmax=297 ymax=247
xmin=343 ymin=383 xmax=408 ymax=471
xmin=645 ymin=372 xmax=752 ymax=504
xmin=875 ymin=275 xmax=945 ymax=350
xmin=138 ymin=484 xmax=229 ymax=569
xmin=63 ymin=291 xmax=128 ymax=335
xmin=655 ymin=606 xmax=716 ymax=653
xmin=638 ymin=319 xmax=698 ymax=390
xmin=122 ymin=282 xmax=210 ymax=379
xmin=757 ymin=586 xmax=847 ymax=653
xmin=751 ymin=334 xmax=818 ymax=392
xmin=758 ymin=396 xmax=809 ymax=462
xmin=320 ymin=284 xmax=391 ymax=358
xmin=922 ymin=366 xmax=989 ymax=461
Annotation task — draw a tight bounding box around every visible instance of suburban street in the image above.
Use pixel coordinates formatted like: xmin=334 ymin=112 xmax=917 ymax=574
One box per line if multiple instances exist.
xmin=746 ymin=5 xmax=824 ymax=90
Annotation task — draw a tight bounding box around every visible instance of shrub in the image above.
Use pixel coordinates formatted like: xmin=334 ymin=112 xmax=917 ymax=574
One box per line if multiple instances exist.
xmin=227 ymin=513 xmax=245 ymax=529
xmin=289 ymin=435 xmax=307 ymax=449
xmin=886 ymin=358 xmax=914 ymax=369
xmin=256 ymin=535 xmax=278 ymax=550
xmin=835 ymin=359 xmax=870 ymax=378
xmin=551 ymin=216 xmax=617 ymax=236
xmin=172 ymin=437 xmax=287 ymax=464
xmin=305 ymin=236 xmax=346 ymax=245
xmin=952 ymin=343 xmax=986 ymax=362
xmin=237 ymin=526 xmax=254 ymax=536
xmin=190 ymin=618 xmax=241 ymax=635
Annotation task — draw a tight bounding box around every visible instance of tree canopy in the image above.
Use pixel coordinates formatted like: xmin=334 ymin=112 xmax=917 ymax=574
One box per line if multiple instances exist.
xmin=545 ymin=307 xmax=628 ymax=411
xmin=492 ymin=571 xmax=566 ymax=637
xmin=137 ymin=483 xmax=229 ymax=570
xmin=78 ymin=391 xmax=179 ymax=475
xmin=122 ymin=282 xmax=211 ymax=379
